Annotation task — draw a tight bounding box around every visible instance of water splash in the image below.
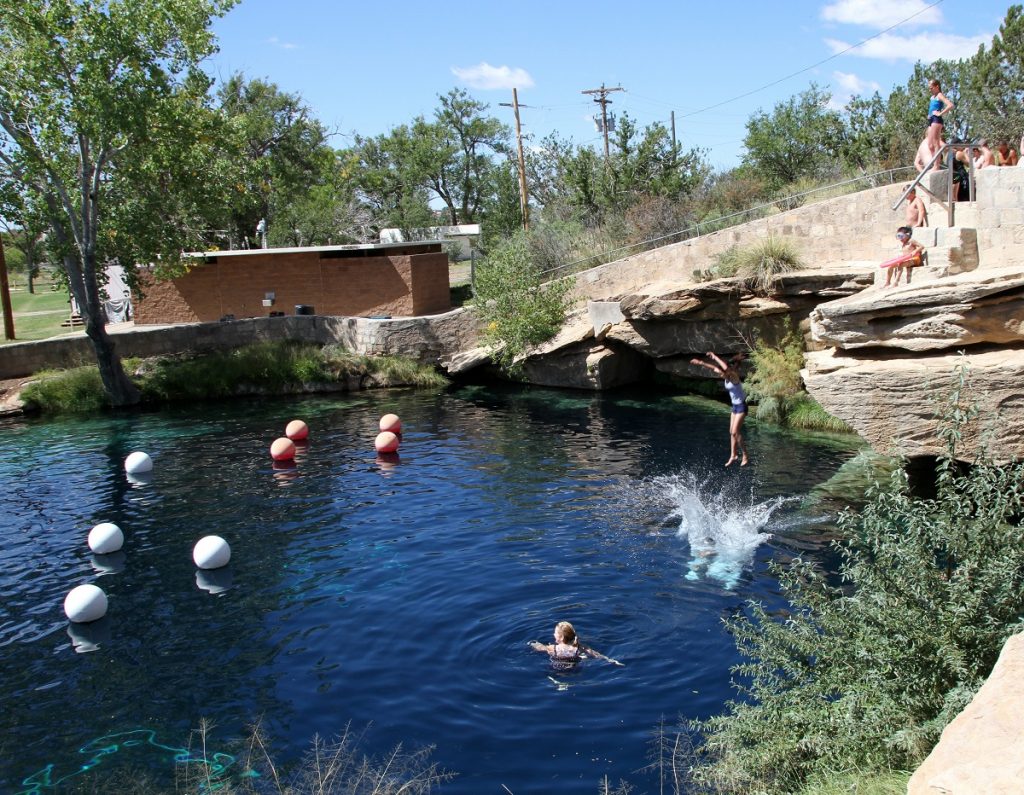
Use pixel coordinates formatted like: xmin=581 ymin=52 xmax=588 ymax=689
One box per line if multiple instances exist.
xmin=647 ymin=472 xmax=791 ymax=590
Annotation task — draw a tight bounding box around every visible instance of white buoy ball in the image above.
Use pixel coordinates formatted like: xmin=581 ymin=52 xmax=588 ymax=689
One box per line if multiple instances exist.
xmin=124 ymin=451 xmax=153 ymax=474
xmin=88 ymin=522 xmax=124 ymax=554
xmin=63 ymin=584 xmax=108 ymax=623
xmin=193 ymin=535 xmax=231 ymax=570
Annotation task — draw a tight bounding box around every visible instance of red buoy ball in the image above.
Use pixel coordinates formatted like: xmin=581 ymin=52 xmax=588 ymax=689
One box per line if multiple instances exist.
xmin=379 ymin=414 xmax=402 ymax=434
xmin=285 ymin=419 xmax=308 ymax=440
xmin=374 ymin=431 xmax=400 ymax=453
xmin=270 ymin=437 xmax=296 ymax=461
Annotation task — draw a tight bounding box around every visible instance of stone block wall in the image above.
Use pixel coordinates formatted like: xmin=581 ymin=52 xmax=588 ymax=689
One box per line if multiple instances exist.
xmin=0 ymin=310 xmax=482 ymax=379
xmin=133 ymin=246 xmax=451 ymax=324
xmin=974 ymin=167 xmax=1024 ymax=269
xmin=570 ymin=182 xmax=909 ymax=302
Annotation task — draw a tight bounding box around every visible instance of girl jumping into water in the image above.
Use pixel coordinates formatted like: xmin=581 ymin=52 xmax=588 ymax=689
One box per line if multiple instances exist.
xmin=690 ymin=351 xmax=750 ymax=467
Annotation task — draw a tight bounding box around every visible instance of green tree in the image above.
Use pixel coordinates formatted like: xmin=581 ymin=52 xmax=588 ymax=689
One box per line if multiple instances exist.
xmin=966 ymin=4 xmax=1024 ymax=143
xmin=0 ymin=180 xmax=49 ymax=293
xmin=215 ymin=74 xmax=337 ymax=248
xmin=418 ymin=88 xmax=510 ymax=225
xmin=352 ymin=125 xmax=436 ymax=235
xmin=0 ymin=0 xmax=236 ymax=405
xmin=742 ymin=84 xmax=846 ymax=188
xmin=472 ymin=233 xmax=574 ymax=373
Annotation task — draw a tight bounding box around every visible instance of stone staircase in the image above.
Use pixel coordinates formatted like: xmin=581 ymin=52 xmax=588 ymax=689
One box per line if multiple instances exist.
xmin=869 ymin=166 xmax=1024 ymax=289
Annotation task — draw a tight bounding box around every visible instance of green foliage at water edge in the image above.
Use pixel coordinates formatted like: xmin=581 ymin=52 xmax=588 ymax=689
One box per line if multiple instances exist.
xmin=19 ymin=343 xmax=446 ymax=414
xmin=471 ymin=232 xmax=575 ymax=374
xmin=20 ymin=367 xmax=110 ymax=414
xmin=689 ymin=365 xmax=1024 ymax=794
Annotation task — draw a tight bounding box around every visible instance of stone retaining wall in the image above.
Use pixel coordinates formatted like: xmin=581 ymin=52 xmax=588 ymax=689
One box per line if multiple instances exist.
xmin=0 ymin=310 xmax=481 ymax=379
xmin=571 ymin=182 xmax=908 ymax=302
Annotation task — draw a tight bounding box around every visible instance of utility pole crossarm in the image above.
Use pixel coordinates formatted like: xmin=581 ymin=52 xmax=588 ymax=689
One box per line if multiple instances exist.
xmin=581 ymin=83 xmax=625 ymax=161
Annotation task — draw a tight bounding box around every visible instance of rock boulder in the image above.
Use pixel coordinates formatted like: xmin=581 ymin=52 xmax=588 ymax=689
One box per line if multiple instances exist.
xmin=908 ymin=632 xmax=1024 ymax=795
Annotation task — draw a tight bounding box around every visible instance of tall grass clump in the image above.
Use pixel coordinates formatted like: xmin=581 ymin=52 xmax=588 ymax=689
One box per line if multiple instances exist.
xmin=701 ymin=236 xmax=803 ymax=293
xmin=181 ymin=719 xmax=454 ymax=794
xmin=687 ymin=364 xmax=1024 ymax=794
xmin=138 ymin=342 xmax=330 ymax=401
xmin=472 ymin=232 xmax=575 ymax=373
xmin=20 ymin=366 xmax=108 ymax=413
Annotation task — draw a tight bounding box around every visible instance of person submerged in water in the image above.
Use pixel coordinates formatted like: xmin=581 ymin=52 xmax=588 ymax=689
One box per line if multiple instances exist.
xmin=529 ymin=621 xmax=624 ymax=668
xmin=690 ymin=351 xmax=750 ymax=467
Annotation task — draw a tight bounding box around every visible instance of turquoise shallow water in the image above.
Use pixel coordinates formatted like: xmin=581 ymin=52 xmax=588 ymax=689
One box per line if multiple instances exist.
xmin=0 ymin=385 xmax=857 ymax=793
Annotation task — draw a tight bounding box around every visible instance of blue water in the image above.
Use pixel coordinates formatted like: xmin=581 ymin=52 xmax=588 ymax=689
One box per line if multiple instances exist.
xmin=0 ymin=386 xmax=859 ymax=793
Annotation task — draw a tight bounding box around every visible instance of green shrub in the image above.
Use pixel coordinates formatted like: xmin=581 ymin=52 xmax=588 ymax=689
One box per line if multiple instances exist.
xmin=690 ymin=367 xmax=1024 ymax=794
xmin=21 ymin=367 xmax=108 ymax=413
xmin=745 ymin=323 xmax=805 ymax=405
xmin=366 ymin=355 xmax=448 ymax=388
xmin=472 ymin=232 xmax=575 ymax=373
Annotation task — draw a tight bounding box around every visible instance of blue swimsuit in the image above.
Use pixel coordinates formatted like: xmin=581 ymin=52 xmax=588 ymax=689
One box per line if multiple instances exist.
xmin=724 ymin=379 xmax=747 ymax=414
xmin=928 ymin=96 xmax=945 ymax=126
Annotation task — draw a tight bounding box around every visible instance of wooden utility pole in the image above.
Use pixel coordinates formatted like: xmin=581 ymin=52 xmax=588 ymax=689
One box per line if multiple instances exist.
xmin=500 ymin=88 xmax=531 ymax=231
xmin=0 ymin=231 xmax=14 ymax=340
xmin=581 ymin=83 xmax=624 ymax=160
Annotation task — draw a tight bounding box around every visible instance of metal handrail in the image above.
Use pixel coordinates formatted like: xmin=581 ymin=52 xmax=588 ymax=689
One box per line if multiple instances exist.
xmin=893 ymin=142 xmax=977 ymax=226
xmin=539 ymin=167 xmax=915 ymax=280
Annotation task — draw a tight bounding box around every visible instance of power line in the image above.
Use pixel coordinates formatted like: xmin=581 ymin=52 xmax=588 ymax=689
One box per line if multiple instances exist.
xmin=619 ymin=0 xmax=948 ymax=120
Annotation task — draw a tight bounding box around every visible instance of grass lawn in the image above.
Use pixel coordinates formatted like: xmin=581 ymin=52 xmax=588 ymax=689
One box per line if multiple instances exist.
xmin=3 ymin=281 xmax=74 ymax=344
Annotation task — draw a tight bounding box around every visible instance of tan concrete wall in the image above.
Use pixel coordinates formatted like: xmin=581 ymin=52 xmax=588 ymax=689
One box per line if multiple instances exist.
xmin=133 ymin=250 xmax=451 ymax=324
xmin=569 ymin=182 xmax=910 ymax=302
xmin=973 ymin=166 xmax=1024 ymax=269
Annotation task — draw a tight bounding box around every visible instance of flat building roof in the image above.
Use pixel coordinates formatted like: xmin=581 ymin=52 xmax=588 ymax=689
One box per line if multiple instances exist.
xmin=186 ymin=240 xmax=445 ymax=260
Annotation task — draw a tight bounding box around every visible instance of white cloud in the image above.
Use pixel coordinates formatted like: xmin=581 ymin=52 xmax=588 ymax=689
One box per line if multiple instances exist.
xmin=829 ymin=71 xmax=881 ymax=110
xmin=267 ymin=36 xmax=298 ymax=50
xmin=825 ymin=31 xmax=990 ymax=63
xmin=821 ymin=0 xmax=943 ymax=29
xmin=450 ymin=62 xmax=534 ymax=90
xmin=833 ymin=70 xmax=881 ymax=95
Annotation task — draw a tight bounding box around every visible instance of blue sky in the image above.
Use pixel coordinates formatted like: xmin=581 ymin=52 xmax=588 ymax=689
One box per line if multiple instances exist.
xmin=206 ymin=0 xmax=1013 ymax=170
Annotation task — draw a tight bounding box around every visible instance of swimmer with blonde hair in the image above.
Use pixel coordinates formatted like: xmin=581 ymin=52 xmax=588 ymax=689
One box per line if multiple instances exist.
xmin=529 ymin=621 xmax=624 ymax=667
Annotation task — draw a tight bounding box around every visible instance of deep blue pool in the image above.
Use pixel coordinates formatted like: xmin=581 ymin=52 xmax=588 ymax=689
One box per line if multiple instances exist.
xmin=0 ymin=385 xmax=860 ymax=793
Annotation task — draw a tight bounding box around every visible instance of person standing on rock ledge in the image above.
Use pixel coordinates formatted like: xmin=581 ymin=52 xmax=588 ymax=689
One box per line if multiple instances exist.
xmin=690 ymin=352 xmax=750 ymax=467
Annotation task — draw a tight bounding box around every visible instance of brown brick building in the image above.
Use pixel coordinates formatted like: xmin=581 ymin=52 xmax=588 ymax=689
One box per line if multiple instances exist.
xmin=133 ymin=242 xmax=451 ymax=324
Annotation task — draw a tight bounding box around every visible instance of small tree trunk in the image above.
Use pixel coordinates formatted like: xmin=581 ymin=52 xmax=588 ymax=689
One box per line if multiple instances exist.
xmin=85 ymin=315 xmax=140 ymax=406
xmin=26 ymin=250 xmax=35 ymax=294
xmin=77 ymin=250 xmax=141 ymax=407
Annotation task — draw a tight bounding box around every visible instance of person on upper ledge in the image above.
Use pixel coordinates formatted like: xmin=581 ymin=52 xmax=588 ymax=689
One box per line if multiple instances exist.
xmin=926 ymin=79 xmax=953 ymax=159
xmin=995 ymin=140 xmax=1018 ymax=167
xmin=905 ymin=188 xmax=928 ymax=228
xmin=974 ymin=139 xmax=996 ymax=169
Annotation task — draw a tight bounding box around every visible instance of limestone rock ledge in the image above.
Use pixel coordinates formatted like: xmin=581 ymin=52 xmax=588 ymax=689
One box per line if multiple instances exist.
xmin=810 ymin=266 xmax=1024 ymax=352
xmin=802 ymin=347 xmax=1024 ymax=463
xmin=908 ymin=631 xmax=1024 ymax=795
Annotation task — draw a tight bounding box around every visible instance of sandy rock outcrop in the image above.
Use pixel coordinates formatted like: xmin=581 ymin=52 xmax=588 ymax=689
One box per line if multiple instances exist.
xmin=803 ymin=347 xmax=1024 ymax=463
xmin=505 ymin=268 xmax=874 ymax=388
xmin=908 ymin=632 xmax=1024 ymax=795
xmin=811 ymin=266 xmax=1024 ymax=351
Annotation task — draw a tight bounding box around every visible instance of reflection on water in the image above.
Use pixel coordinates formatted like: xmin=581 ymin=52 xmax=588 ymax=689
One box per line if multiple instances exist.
xmin=0 ymin=385 xmax=860 ymax=793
